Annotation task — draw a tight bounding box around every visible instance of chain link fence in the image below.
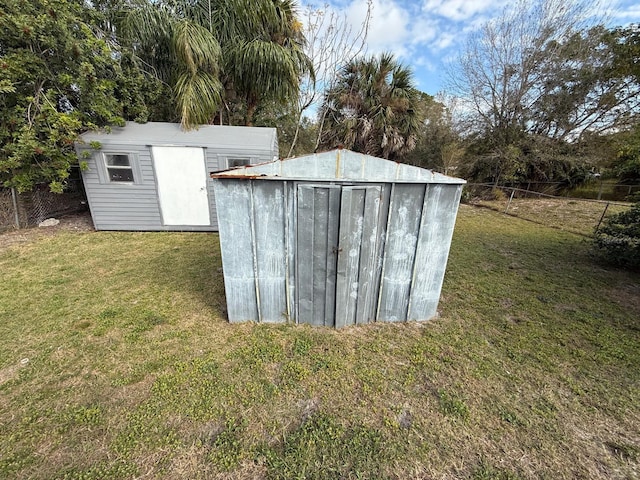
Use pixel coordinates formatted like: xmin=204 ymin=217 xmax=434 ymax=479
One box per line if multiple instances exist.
xmin=0 ymin=178 xmax=87 ymax=233
xmin=465 ymin=183 xmax=634 ymax=237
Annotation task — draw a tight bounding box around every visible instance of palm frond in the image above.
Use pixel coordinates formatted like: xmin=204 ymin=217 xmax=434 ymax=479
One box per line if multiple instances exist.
xmin=122 ymin=1 xmax=173 ymax=44
xmin=228 ymin=39 xmax=300 ymax=102
xmin=320 ymin=52 xmax=422 ymax=159
xmin=174 ymin=70 xmax=222 ymax=129
xmin=173 ymin=20 xmax=221 ymax=75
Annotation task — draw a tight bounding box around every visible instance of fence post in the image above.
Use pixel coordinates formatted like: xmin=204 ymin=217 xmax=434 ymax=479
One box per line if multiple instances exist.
xmin=504 ymin=189 xmax=515 ymax=214
xmin=10 ymin=187 xmax=20 ymax=229
xmin=597 ymin=179 xmax=604 ymax=201
xmin=594 ymin=202 xmax=610 ymax=234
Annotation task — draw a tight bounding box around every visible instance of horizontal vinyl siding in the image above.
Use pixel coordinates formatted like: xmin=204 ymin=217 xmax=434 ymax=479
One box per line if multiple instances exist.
xmin=80 ymin=141 xmax=278 ymax=232
xmin=81 ymin=146 xmax=164 ymax=231
xmin=95 ymin=222 xmax=214 ymax=232
xmin=205 ymin=149 xmax=220 ymax=231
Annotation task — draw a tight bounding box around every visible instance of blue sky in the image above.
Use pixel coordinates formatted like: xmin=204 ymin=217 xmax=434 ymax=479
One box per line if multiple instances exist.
xmin=303 ymin=0 xmax=640 ymax=96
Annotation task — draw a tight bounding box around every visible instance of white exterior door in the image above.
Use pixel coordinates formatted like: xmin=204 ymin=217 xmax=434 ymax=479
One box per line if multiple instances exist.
xmin=152 ymin=146 xmax=210 ymax=226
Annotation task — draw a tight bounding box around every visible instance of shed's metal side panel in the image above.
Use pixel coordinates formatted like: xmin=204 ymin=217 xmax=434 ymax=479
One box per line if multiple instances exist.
xmin=207 ymin=148 xmax=276 ymax=231
xmin=377 ymin=184 xmax=426 ymax=322
xmin=212 ymin=179 xmax=259 ymax=322
xmin=369 ymin=184 xmax=391 ymax=322
xmin=252 ymin=182 xmax=287 ymax=322
xmin=335 ymin=186 xmax=382 ymax=327
xmin=407 ymin=184 xmax=463 ymax=320
xmin=285 ymin=182 xmax=296 ymax=323
xmin=354 ymin=186 xmax=383 ymax=325
xmin=296 ymin=186 xmax=315 ymax=324
xmin=322 ymin=188 xmax=341 ymax=327
xmin=216 ymin=150 xmax=466 ymax=185
xmin=335 ymin=187 xmax=366 ymax=327
xmin=296 ymin=185 xmax=340 ymax=326
xmin=359 ymin=152 xmax=398 ymax=180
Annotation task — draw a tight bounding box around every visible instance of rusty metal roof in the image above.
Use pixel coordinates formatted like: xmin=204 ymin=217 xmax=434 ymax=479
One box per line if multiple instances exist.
xmin=210 ymin=149 xmax=465 ymax=184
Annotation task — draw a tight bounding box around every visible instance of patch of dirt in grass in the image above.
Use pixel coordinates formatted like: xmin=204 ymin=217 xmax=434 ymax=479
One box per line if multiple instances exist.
xmin=605 ymin=283 xmax=640 ymax=318
xmin=0 ymin=358 xmax=29 ymax=386
xmin=0 ymin=364 xmax=19 ymax=387
xmin=0 ymin=211 xmax=93 ymax=250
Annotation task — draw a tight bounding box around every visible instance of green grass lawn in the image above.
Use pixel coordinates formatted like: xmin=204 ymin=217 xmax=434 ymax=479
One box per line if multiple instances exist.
xmin=0 ymin=206 xmax=638 ymax=479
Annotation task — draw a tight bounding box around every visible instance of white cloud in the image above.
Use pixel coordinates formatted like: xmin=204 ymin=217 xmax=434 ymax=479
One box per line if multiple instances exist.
xmin=421 ymin=0 xmax=505 ymax=21
xmin=413 ymin=56 xmax=437 ymax=71
xmin=301 ymin=0 xmax=513 ymax=94
xmin=432 ymin=32 xmax=456 ymax=50
xmin=408 ymin=18 xmax=439 ymax=46
xmin=611 ymin=2 xmax=640 ymax=24
xmin=346 ymin=0 xmax=412 ymax=55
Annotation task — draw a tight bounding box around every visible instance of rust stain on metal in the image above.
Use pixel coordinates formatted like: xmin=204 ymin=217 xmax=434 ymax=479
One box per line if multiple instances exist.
xmin=210 ymin=172 xmax=269 ymax=179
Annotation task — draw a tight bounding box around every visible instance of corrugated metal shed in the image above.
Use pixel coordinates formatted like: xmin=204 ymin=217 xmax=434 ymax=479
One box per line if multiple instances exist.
xmin=75 ymin=122 xmax=278 ymax=231
xmin=211 ymin=149 xmax=466 ymax=327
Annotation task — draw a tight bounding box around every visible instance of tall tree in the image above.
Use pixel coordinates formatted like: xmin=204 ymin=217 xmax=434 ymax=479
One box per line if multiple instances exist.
xmin=447 ymin=0 xmax=640 ymax=143
xmin=0 ymin=0 xmax=161 ymax=192
xmin=319 ymin=53 xmax=423 ymax=160
xmin=122 ymin=0 xmax=311 ymax=128
xmin=529 ymin=25 xmax=640 ymax=140
xmin=402 ymin=93 xmax=463 ymax=173
xmin=286 ymin=1 xmax=371 ymax=157
xmin=447 ymin=0 xmax=640 ymax=185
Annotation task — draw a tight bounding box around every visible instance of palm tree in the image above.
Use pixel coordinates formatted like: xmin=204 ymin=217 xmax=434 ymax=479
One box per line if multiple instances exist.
xmin=319 ymin=52 xmax=423 ymax=160
xmin=121 ymin=0 xmax=310 ymax=128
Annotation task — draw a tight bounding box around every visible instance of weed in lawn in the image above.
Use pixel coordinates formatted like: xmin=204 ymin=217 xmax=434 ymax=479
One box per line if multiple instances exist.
xmin=279 ymin=360 xmax=311 ymax=388
xmin=438 ymin=389 xmax=470 ymax=421
xmin=61 ymin=404 xmax=103 ymax=428
xmin=54 ymin=460 xmax=139 ymax=480
xmin=258 ymin=412 xmax=389 ymax=480
xmin=472 ymin=459 xmax=522 ymax=480
xmin=206 ymin=417 xmax=246 ymax=471
xmin=291 ymin=335 xmax=313 ymax=356
xmin=498 ymin=407 xmax=523 ymax=426
xmin=125 ymin=309 xmax=168 ymax=341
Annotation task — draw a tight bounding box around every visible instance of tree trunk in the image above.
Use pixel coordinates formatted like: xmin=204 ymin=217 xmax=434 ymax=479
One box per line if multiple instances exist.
xmin=314 ymin=105 xmax=328 ymax=152
xmin=286 ymin=109 xmax=304 ymax=158
xmin=245 ymin=96 xmax=258 ymax=127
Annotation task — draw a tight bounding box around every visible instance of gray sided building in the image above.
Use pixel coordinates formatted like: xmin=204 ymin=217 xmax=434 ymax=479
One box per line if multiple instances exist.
xmin=75 ymin=122 xmax=278 ymax=231
xmin=211 ymin=149 xmax=466 ymax=327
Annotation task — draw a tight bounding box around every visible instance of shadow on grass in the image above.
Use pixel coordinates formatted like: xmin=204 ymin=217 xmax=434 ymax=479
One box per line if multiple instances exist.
xmin=142 ymin=232 xmax=228 ymax=319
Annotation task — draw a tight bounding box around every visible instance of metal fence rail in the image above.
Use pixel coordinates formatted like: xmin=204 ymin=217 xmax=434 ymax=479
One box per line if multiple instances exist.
xmin=466 ymin=183 xmax=633 ymax=237
xmin=0 ymin=179 xmax=87 ymax=232
xmin=472 ymin=180 xmax=640 ymax=201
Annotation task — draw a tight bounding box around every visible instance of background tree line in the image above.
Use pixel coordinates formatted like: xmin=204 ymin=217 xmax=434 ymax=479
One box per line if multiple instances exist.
xmin=0 ymin=0 xmax=639 ymax=196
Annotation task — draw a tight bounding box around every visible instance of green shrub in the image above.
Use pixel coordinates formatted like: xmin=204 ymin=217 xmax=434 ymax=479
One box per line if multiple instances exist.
xmin=594 ymin=203 xmax=640 ymax=269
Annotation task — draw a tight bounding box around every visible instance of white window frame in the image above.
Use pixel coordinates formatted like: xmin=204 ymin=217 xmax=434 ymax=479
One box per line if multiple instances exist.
xmin=101 ymin=152 xmax=138 ymax=184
